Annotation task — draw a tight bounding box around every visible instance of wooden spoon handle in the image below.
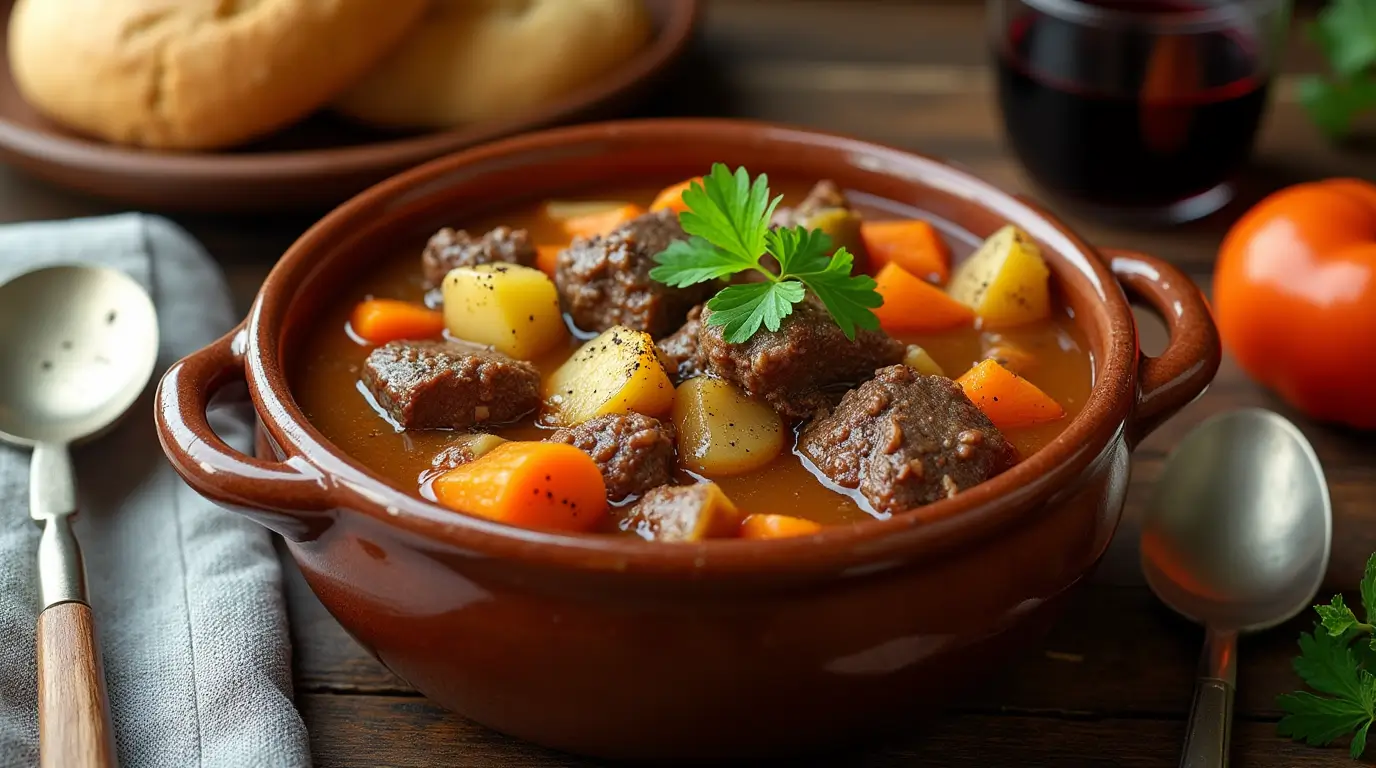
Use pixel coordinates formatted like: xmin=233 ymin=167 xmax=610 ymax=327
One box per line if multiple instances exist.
xmin=38 ymin=601 xmax=117 ymax=768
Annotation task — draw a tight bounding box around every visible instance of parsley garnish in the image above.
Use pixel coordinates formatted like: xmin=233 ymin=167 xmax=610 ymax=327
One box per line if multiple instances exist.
xmin=1279 ymin=553 xmax=1376 ymax=758
xmin=648 ymin=163 xmax=881 ymax=343
xmin=1301 ymin=0 xmax=1376 ymax=138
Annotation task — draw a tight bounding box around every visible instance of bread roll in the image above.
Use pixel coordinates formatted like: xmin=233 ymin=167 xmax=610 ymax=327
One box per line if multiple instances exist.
xmin=7 ymin=0 xmax=429 ymax=150
xmin=333 ymin=0 xmax=652 ymax=129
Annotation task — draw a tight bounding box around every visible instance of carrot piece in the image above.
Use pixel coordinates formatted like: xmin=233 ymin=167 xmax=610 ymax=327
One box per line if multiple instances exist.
xmin=861 ymin=220 xmax=951 ymax=284
xmin=563 ymin=203 xmax=647 ymax=239
xmin=649 ymin=177 xmax=702 ymax=214
xmin=535 ymin=245 xmax=563 ymax=278
xmin=349 ymin=299 xmax=445 ymax=345
xmin=873 ymin=263 xmax=976 ymax=333
xmin=740 ymin=514 xmax=822 ymax=539
xmin=431 ymin=442 xmax=608 ymax=533
xmin=956 ymin=359 xmax=1065 ymax=429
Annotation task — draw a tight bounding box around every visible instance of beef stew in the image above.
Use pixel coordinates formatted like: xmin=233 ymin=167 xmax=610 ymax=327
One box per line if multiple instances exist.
xmin=292 ymin=175 xmax=1093 ymax=539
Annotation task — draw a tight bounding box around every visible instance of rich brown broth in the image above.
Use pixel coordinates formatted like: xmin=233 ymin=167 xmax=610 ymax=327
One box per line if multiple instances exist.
xmin=292 ymin=182 xmax=1094 ymax=532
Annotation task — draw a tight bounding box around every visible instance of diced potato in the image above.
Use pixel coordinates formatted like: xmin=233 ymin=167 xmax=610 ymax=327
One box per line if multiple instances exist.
xmin=947 ymin=225 xmax=1051 ymax=328
xmin=672 ymin=377 xmax=785 ymax=476
xmin=624 ymin=483 xmax=744 ymax=542
xmin=801 ymin=207 xmax=870 ymax=271
xmin=903 ymin=345 xmax=946 ymax=377
xmin=442 ymin=264 xmax=567 ymax=359
xmin=542 ymin=200 xmax=632 ymax=220
xmin=544 ymin=326 xmax=674 ymax=426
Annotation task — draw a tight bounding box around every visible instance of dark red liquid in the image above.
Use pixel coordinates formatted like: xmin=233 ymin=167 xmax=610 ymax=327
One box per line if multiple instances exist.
xmin=997 ymin=1 xmax=1270 ymax=209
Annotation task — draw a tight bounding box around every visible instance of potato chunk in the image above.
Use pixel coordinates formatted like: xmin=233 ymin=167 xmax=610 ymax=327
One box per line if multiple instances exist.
xmin=947 ymin=225 xmax=1051 ymax=328
xmin=903 ymin=345 xmax=946 ymax=377
xmin=672 ymin=377 xmax=785 ymax=476
xmin=624 ymin=483 xmax=744 ymax=542
xmin=442 ymin=263 xmax=567 ymax=359
xmin=544 ymin=326 xmax=674 ymax=426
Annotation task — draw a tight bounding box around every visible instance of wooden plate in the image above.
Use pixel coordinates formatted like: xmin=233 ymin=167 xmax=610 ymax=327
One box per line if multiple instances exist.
xmin=0 ymin=0 xmax=699 ymax=212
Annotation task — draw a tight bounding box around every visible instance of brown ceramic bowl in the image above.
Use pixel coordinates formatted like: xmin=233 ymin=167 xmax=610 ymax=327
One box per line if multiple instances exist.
xmin=0 ymin=0 xmax=698 ymax=213
xmin=155 ymin=119 xmax=1219 ymax=762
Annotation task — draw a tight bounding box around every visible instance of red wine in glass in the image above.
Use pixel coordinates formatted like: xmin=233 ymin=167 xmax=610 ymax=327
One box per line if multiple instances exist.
xmin=993 ymin=0 xmax=1282 ymax=223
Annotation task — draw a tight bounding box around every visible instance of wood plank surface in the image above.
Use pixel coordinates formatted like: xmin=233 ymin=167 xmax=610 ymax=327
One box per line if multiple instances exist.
xmin=3 ymin=0 xmax=1373 ymax=765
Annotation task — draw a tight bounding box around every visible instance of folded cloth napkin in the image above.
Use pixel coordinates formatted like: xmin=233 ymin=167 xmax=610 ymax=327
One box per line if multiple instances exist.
xmin=0 ymin=215 xmax=310 ymax=768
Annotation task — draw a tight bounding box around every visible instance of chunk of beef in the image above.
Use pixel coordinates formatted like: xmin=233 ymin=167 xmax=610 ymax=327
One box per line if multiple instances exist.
xmin=423 ymin=226 xmax=535 ymax=286
xmin=555 ymin=209 xmax=710 ymax=337
xmin=696 ymin=299 xmax=905 ymax=418
xmin=655 ymin=304 xmax=703 ymax=381
xmin=430 ymin=434 xmax=508 ymax=472
xmin=362 ymin=341 xmax=540 ymax=430
xmin=546 ymin=412 xmax=677 ymax=501
xmin=770 ymin=179 xmax=850 ymax=228
xmin=623 ymin=483 xmax=742 ymax=542
xmin=798 ymin=365 xmax=1016 ymax=514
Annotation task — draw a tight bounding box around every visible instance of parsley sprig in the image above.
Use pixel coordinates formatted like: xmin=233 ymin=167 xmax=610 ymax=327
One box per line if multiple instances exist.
xmin=1301 ymin=0 xmax=1376 ymax=138
xmin=648 ymin=164 xmax=881 ymax=343
xmin=1278 ymin=553 xmax=1376 ymax=758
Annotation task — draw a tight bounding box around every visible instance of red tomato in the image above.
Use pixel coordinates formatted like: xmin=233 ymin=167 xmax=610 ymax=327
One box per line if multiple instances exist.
xmin=1213 ymin=178 xmax=1376 ymax=429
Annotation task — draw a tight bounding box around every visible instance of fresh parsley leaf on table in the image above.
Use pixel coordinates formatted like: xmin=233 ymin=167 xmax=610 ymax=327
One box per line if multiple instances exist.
xmin=1279 ymin=553 xmax=1376 ymax=758
xmin=1302 ymin=0 xmax=1376 ymax=138
xmin=648 ymin=164 xmax=881 ymax=344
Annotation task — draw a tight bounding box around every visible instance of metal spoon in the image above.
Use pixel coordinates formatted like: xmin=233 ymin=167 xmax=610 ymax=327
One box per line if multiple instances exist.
xmin=1142 ymin=408 xmax=1332 ymax=768
xmin=0 ymin=265 xmax=160 ymax=768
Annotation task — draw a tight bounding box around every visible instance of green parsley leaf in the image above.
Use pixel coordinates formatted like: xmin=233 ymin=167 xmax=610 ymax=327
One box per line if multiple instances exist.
xmin=1278 ymin=689 xmax=1373 ymax=749
xmin=649 ymin=236 xmax=758 ymax=287
xmin=1302 ymin=0 xmax=1376 ymax=138
xmin=678 ymin=164 xmax=781 ymax=266
xmin=1319 ymin=595 xmax=1368 ymax=638
xmin=705 ymin=281 xmax=805 ymax=344
xmin=1300 ymin=73 xmax=1376 ymax=138
xmin=1280 ymin=555 xmax=1376 ymax=759
xmin=789 ymin=248 xmax=882 ymax=340
xmin=1312 ymin=0 xmax=1376 ymax=79
xmin=1360 ymin=553 xmax=1376 ymax=624
xmin=650 ymin=165 xmax=884 ymax=343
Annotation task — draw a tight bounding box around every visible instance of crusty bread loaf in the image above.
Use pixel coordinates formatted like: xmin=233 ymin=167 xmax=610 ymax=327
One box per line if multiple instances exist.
xmin=333 ymin=0 xmax=652 ymax=129
xmin=7 ymin=0 xmax=429 ymax=150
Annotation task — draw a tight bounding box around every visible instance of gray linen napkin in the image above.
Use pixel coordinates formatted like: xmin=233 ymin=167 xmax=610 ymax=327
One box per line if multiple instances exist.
xmin=0 ymin=214 xmax=310 ymax=767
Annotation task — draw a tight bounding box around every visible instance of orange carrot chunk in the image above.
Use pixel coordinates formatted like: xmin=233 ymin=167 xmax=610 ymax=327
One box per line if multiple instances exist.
xmin=563 ymin=204 xmax=647 ymax=239
xmin=349 ymin=299 xmax=445 ymax=345
xmin=649 ymin=177 xmax=702 ymax=214
xmin=956 ymin=359 xmax=1065 ymax=429
xmin=873 ymin=263 xmax=976 ymax=333
xmin=431 ymin=442 xmax=608 ymax=533
xmin=535 ymin=245 xmax=564 ymax=278
xmin=740 ymin=514 xmax=822 ymax=539
xmin=861 ymin=220 xmax=951 ymax=284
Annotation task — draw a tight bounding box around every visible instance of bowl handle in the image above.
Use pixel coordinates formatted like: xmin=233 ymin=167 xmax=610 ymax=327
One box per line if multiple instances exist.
xmin=1104 ymin=249 xmax=1221 ymax=448
xmin=155 ymin=326 xmax=334 ymax=540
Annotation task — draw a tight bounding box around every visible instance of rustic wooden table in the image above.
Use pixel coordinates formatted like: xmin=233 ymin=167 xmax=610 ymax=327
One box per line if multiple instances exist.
xmin=3 ymin=1 xmax=1374 ymax=765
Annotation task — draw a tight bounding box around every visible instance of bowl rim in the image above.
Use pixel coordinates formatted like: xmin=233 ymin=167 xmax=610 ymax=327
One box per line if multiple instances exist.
xmin=248 ymin=118 xmax=1137 ymax=578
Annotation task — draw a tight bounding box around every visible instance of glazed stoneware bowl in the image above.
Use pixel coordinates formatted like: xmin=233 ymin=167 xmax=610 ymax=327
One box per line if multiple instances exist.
xmin=155 ymin=120 xmax=1219 ymax=761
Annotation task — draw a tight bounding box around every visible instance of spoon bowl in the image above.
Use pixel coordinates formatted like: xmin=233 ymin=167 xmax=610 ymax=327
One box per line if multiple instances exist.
xmin=0 ymin=263 xmax=160 ymax=768
xmin=0 ymin=265 xmax=159 ymax=447
xmin=1143 ymin=407 xmax=1332 ymax=768
xmin=1143 ymin=408 xmax=1332 ymax=632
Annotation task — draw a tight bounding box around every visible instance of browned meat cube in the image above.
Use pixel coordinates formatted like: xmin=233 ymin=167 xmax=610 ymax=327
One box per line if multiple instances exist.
xmin=623 ymin=483 xmax=743 ymax=542
xmin=798 ymin=365 xmax=1016 ymax=515
xmin=655 ymin=303 xmax=703 ymax=382
xmin=546 ymin=412 xmax=676 ymax=502
xmin=362 ymin=341 xmax=540 ymax=430
xmin=422 ymin=225 xmax=535 ymax=286
xmin=555 ymin=209 xmax=711 ymax=337
xmin=696 ymin=299 xmax=905 ymax=418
